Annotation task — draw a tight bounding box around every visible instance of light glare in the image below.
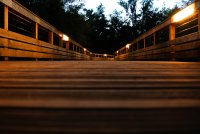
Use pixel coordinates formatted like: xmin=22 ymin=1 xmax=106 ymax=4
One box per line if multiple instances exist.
xmin=172 ymin=4 xmax=195 ymax=23
xmin=126 ymin=44 xmax=130 ymax=49
xmin=63 ymin=34 xmax=69 ymax=41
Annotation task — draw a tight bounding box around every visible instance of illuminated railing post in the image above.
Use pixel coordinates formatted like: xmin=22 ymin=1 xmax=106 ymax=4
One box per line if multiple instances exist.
xmin=198 ymin=7 xmax=200 ymax=31
xmin=4 ymin=5 xmax=8 ymax=61
xmin=126 ymin=44 xmax=130 ymax=53
xmin=169 ymin=24 xmax=176 ymax=61
xmin=49 ymin=32 xmax=53 ymax=44
xmin=126 ymin=44 xmax=130 ymax=60
xmin=4 ymin=5 xmax=8 ymax=30
xmin=169 ymin=24 xmax=175 ymax=40
xmin=84 ymin=48 xmax=87 ymax=55
xmin=62 ymin=34 xmax=69 ymax=49
xmin=35 ymin=23 xmax=38 ymax=40
xmin=170 ymin=21 xmax=176 ymax=61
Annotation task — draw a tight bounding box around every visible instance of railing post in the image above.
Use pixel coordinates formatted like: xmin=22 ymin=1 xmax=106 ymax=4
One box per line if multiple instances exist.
xmin=35 ymin=23 xmax=38 ymax=39
xmin=4 ymin=5 xmax=9 ymax=61
xmin=153 ymin=33 xmax=156 ymax=46
xmin=4 ymin=5 xmax=8 ymax=30
xmin=169 ymin=24 xmax=175 ymax=40
xmin=169 ymin=24 xmax=176 ymax=61
xmin=198 ymin=8 xmax=200 ymax=31
xmin=66 ymin=41 xmax=69 ymax=50
xmin=60 ymin=36 xmax=63 ymax=47
xmin=49 ymin=32 xmax=53 ymax=44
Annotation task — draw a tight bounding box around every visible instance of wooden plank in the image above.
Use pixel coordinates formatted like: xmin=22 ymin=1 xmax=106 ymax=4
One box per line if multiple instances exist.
xmin=0 ymin=61 xmax=199 ymax=133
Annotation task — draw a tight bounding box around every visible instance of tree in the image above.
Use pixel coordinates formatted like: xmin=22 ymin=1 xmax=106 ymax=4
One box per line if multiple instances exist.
xmin=119 ymin=0 xmax=138 ymax=26
xmin=84 ymin=4 xmax=110 ymax=53
xmin=181 ymin=0 xmax=194 ymax=7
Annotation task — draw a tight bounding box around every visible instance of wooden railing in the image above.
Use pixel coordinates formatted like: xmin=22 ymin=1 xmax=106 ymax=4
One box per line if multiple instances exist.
xmin=115 ymin=1 xmax=200 ymax=61
xmin=91 ymin=53 xmax=114 ymax=61
xmin=0 ymin=0 xmax=91 ymax=61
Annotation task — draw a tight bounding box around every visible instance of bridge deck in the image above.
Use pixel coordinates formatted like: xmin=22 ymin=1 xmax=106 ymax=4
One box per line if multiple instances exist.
xmin=0 ymin=61 xmax=200 ymax=133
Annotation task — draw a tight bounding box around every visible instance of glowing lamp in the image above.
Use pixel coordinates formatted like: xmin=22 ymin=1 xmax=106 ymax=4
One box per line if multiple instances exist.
xmin=117 ymin=51 xmax=119 ymax=54
xmin=104 ymin=54 xmax=107 ymax=57
xmin=126 ymin=44 xmax=130 ymax=49
xmin=172 ymin=4 xmax=195 ymax=23
xmin=84 ymin=48 xmax=87 ymax=52
xmin=63 ymin=34 xmax=69 ymax=41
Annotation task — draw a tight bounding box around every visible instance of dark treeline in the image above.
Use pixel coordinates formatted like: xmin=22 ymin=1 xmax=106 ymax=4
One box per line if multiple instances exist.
xmin=16 ymin=0 xmax=193 ymax=54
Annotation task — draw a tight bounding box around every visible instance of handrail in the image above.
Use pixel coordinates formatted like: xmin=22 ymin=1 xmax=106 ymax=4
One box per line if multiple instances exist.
xmin=116 ymin=1 xmax=200 ymax=53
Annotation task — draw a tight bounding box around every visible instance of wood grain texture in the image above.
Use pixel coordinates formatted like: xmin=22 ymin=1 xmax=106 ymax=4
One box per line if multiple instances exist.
xmin=0 ymin=61 xmax=200 ymax=133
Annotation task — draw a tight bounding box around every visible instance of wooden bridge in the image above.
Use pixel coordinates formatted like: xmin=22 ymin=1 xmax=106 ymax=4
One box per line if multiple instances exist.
xmin=0 ymin=0 xmax=200 ymax=133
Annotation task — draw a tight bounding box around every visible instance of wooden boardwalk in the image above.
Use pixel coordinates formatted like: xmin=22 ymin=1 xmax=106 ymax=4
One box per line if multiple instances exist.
xmin=0 ymin=61 xmax=200 ymax=133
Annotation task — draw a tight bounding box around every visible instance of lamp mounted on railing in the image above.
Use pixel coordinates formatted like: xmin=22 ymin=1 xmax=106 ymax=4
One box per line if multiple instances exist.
xmin=62 ymin=34 xmax=69 ymax=41
xmin=172 ymin=4 xmax=195 ymax=23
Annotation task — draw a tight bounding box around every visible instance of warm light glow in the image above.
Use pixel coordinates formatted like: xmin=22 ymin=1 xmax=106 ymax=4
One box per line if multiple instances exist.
xmin=63 ymin=34 xmax=69 ymax=41
xmin=59 ymin=34 xmax=63 ymax=37
xmin=104 ymin=54 xmax=107 ymax=57
xmin=84 ymin=48 xmax=87 ymax=51
xmin=126 ymin=44 xmax=130 ymax=49
xmin=172 ymin=4 xmax=195 ymax=23
xmin=117 ymin=51 xmax=119 ymax=54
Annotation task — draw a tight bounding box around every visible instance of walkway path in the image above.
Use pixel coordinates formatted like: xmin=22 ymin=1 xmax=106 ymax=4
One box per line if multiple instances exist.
xmin=0 ymin=61 xmax=200 ymax=133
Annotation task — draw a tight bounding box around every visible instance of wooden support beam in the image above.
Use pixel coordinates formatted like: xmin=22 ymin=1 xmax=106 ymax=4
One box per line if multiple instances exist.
xmin=73 ymin=44 xmax=75 ymax=51
xmin=198 ymin=9 xmax=200 ymax=31
xmin=153 ymin=33 xmax=156 ymax=46
xmin=48 ymin=32 xmax=53 ymax=44
xmin=169 ymin=24 xmax=175 ymax=40
xmin=35 ymin=23 xmax=38 ymax=40
xmin=60 ymin=37 xmax=63 ymax=47
xmin=4 ymin=5 xmax=8 ymax=30
xmin=66 ymin=41 xmax=69 ymax=50
xmin=169 ymin=24 xmax=176 ymax=61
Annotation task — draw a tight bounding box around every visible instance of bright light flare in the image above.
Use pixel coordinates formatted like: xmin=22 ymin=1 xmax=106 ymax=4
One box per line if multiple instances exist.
xmin=63 ymin=34 xmax=69 ymax=41
xmin=84 ymin=48 xmax=87 ymax=51
xmin=172 ymin=4 xmax=195 ymax=23
xmin=104 ymin=54 xmax=107 ymax=57
xmin=126 ymin=44 xmax=130 ymax=49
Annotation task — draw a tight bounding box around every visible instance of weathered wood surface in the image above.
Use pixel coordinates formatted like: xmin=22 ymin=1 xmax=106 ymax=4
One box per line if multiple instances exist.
xmin=0 ymin=61 xmax=200 ymax=133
